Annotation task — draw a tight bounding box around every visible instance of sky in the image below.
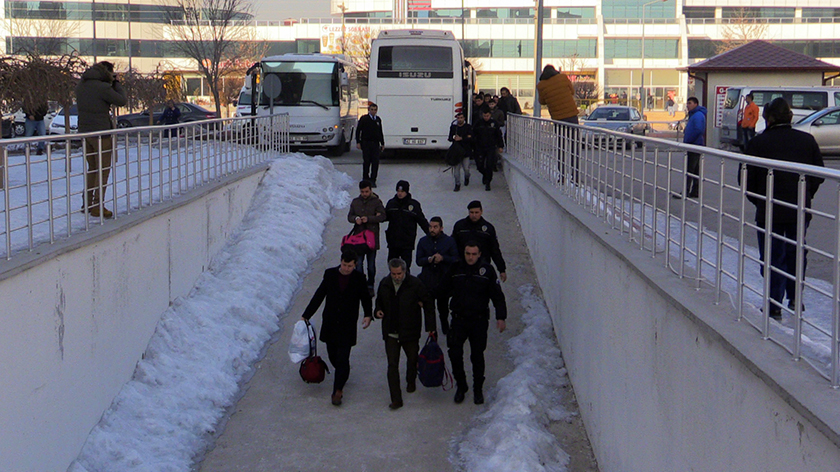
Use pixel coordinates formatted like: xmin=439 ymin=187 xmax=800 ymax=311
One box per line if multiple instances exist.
xmin=253 ymin=0 xmax=332 ymax=21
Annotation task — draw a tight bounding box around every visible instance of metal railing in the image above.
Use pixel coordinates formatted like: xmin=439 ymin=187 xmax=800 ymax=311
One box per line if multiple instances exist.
xmin=507 ymin=113 xmax=840 ymax=386
xmin=0 ymin=114 xmax=289 ymax=263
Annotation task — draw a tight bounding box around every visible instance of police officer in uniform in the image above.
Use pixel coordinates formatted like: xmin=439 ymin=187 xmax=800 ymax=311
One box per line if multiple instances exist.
xmin=444 ymin=241 xmax=507 ymax=405
xmin=452 ymin=200 xmax=507 ymax=282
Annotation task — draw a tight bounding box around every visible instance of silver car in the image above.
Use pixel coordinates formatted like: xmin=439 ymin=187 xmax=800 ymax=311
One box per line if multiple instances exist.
xmin=582 ymin=105 xmax=648 ymax=148
xmin=792 ymin=106 xmax=840 ymax=155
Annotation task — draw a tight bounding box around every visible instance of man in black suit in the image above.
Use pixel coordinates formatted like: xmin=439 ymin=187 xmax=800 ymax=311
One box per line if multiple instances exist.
xmin=356 ymin=102 xmax=385 ymax=187
xmin=301 ymin=249 xmax=373 ymax=406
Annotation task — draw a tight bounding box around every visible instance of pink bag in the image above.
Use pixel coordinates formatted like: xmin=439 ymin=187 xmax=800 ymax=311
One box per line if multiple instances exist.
xmin=341 ymin=227 xmax=375 ymax=255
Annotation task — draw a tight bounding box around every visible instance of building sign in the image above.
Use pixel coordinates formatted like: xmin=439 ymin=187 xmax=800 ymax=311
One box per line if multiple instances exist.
xmin=320 ymin=25 xmax=374 ymax=55
xmin=320 ymin=25 xmax=344 ymax=54
xmin=714 ymin=86 xmax=728 ymax=128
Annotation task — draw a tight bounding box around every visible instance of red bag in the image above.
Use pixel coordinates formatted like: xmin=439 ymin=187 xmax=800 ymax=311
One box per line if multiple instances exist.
xmin=341 ymin=227 xmax=375 ymax=255
xmin=299 ymin=320 xmax=330 ymax=384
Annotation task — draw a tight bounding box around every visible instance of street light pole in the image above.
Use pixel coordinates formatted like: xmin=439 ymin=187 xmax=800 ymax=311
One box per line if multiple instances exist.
xmin=640 ymin=0 xmax=666 ymax=117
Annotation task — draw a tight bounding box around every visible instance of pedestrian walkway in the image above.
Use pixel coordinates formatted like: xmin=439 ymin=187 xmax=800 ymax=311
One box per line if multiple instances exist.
xmin=198 ymin=157 xmax=596 ymax=471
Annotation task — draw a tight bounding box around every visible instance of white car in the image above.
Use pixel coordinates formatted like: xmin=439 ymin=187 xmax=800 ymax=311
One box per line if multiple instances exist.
xmin=48 ymin=105 xmax=78 ymax=136
xmin=4 ymin=106 xmax=58 ymax=137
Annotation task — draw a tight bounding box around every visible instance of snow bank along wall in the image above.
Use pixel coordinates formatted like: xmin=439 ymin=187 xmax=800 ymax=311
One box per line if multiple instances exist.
xmin=0 ymin=164 xmax=269 ymax=472
xmin=503 ymin=158 xmax=840 ymax=471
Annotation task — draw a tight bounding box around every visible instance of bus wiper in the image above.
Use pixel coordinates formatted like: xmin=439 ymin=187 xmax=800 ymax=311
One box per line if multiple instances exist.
xmin=299 ymin=100 xmax=330 ymax=110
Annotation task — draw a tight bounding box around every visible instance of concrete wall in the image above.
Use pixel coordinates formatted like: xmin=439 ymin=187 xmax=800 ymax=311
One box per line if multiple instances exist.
xmin=504 ymin=157 xmax=840 ymax=471
xmin=0 ymin=164 xmax=268 ymax=472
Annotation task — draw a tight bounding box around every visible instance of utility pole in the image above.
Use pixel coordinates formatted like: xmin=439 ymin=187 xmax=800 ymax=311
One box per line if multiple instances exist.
xmin=533 ymin=0 xmax=545 ymax=117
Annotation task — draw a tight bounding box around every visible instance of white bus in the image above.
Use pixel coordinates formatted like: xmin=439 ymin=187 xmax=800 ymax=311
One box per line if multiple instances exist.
xmin=251 ymin=53 xmax=358 ymax=155
xmin=368 ymin=30 xmax=474 ymax=153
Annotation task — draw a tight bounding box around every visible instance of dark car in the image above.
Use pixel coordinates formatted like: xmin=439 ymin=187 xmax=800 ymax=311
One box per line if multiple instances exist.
xmin=117 ymin=103 xmax=216 ymax=128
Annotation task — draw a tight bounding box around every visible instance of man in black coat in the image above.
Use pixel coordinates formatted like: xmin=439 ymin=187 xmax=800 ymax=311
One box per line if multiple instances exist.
xmin=385 ymin=180 xmax=429 ymax=272
xmin=356 ymin=102 xmax=385 ymax=187
xmin=374 ymin=258 xmax=436 ymax=410
xmin=301 ymin=249 xmax=373 ymax=406
xmin=452 ymin=200 xmax=507 ymax=282
xmin=744 ymin=97 xmax=824 ymax=320
xmin=472 ymin=108 xmax=504 ymax=191
xmin=448 ymin=112 xmax=472 ymax=192
xmin=416 ymin=216 xmax=459 ymax=335
xmin=443 ymin=242 xmax=507 ymax=405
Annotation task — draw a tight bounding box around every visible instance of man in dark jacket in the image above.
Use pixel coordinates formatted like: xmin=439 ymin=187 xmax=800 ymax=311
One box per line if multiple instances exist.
xmin=675 ymin=96 xmax=707 ymax=199
xmin=444 ymin=242 xmax=507 ymax=405
xmin=23 ymin=100 xmax=49 ymax=155
xmin=301 ymin=249 xmax=373 ymax=406
xmin=744 ymin=97 xmax=824 ymax=319
xmin=385 ymin=180 xmax=429 ymax=272
xmin=76 ymin=61 xmax=127 ymax=219
xmin=416 ymin=216 xmax=459 ymax=334
xmin=497 ymin=87 xmax=522 ymax=118
xmin=348 ymin=180 xmax=387 ymax=296
xmin=452 ymin=200 xmax=507 ymax=282
xmin=374 ymin=258 xmax=436 ymax=410
xmin=355 ymin=102 xmax=385 ymax=187
xmin=448 ymin=112 xmax=472 ymax=191
xmin=472 ymin=108 xmax=504 ymax=191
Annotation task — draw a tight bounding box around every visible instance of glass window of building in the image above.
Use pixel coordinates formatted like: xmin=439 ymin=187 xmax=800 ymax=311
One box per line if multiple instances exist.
xmin=721 ymin=7 xmax=794 ymax=19
xmin=602 ymin=0 xmax=676 ymax=20
xmin=556 ymin=7 xmax=595 ymax=19
xmin=802 ymin=8 xmax=840 ymax=19
xmin=683 ymin=7 xmax=715 ymax=19
xmin=604 ymin=39 xmax=679 ymax=59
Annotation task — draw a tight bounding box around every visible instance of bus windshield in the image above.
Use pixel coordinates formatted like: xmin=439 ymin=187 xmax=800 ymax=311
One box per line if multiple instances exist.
xmin=377 ymin=46 xmax=453 ymax=77
xmin=259 ymin=61 xmax=338 ymax=107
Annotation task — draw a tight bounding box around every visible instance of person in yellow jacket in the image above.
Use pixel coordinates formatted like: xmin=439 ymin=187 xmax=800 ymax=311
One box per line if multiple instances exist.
xmin=740 ymin=93 xmax=759 ymax=149
xmin=536 ymin=65 xmax=578 ymax=124
xmin=537 ymin=65 xmax=579 ymax=182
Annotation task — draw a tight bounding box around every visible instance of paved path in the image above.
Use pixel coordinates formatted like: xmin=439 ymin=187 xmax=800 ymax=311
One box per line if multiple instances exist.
xmin=198 ymin=151 xmax=596 ymax=471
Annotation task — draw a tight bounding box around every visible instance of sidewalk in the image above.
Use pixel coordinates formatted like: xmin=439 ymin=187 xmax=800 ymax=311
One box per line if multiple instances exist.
xmin=198 ymin=156 xmax=596 ymax=471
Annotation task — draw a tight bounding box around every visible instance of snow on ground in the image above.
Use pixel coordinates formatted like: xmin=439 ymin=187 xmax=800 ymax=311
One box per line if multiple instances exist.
xmin=454 ymin=284 xmax=573 ymax=472
xmin=68 ymin=153 xmax=353 ymax=472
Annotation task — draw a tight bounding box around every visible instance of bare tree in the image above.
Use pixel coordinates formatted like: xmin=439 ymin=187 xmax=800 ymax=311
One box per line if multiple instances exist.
xmin=716 ymin=8 xmax=769 ymax=54
xmin=557 ymin=54 xmax=600 ymax=100
xmin=0 ymin=53 xmax=87 ymax=134
xmin=163 ymin=0 xmax=254 ymax=117
xmin=121 ymin=67 xmax=169 ymax=125
xmin=342 ymin=26 xmax=378 ymax=89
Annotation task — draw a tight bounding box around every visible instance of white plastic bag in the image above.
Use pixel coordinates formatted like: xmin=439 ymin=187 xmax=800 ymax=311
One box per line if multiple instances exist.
xmin=288 ymin=320 xmax=315 ymax=363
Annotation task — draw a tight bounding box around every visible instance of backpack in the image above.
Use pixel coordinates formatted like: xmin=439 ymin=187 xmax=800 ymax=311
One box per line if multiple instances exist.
xmin=341 ymin=226 xmax=375 ymax=255
xmin=417 ymin=334 xmax=452 ymax=389
xmin=299 ymin=320 xmax=330 ymax=384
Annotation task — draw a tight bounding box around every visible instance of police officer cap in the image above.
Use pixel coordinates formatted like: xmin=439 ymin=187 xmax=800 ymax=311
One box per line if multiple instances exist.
xmin=396 ymin=180 xmax=410 ymax=192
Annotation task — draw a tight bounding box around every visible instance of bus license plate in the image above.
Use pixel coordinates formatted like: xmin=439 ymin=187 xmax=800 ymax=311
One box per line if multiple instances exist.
xmin=403 ymin=138 xmax=426 ymax=145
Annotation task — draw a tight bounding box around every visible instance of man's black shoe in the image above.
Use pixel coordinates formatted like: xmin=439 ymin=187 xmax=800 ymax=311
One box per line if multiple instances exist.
xmin=407 ymin=382 xmax=416 ymax=393
xmin=454 ymin=184 xmax=461 ymax=192
xmin=454 ymin=386 xmax=468 ymax=404
xmin=485 ymin=183 xmax=491 ymax=191
xmin=389 ymin=401 xmax=403 ymax=410
xmin=371 ymin=180 xmax=377 ymax=188
xmin=464 ymin=176 xmax=470 ymax=186
xmin=474 ymin=390 xmax=484 ymax=405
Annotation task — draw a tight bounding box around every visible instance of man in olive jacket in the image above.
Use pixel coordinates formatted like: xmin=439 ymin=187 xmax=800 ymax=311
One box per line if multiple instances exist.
xmin=348 ymin=180 xmax=387 ymax=295
xmin=76 ymin=61 xmax=127 ymax=218
xmin=374 ymin=258 xmax=436 ymax=410
xmin=301 ymin=249 xmax=373 ymax=406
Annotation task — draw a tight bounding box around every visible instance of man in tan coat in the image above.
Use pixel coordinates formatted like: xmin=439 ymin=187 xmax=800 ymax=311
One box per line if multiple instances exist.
xmin=537 ymin=65 xmax=579 ymax=182
xmin=536 ymin=65 xmax=578 ymax=124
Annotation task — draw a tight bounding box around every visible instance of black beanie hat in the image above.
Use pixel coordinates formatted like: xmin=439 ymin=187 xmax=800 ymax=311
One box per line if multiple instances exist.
xmin=467 ymin=200 xmax=482 ymax=210
xmin=396 ymin=180 xmax=410 ymax=192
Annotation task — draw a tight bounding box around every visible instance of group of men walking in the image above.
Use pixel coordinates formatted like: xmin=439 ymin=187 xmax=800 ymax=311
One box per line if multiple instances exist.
xmin=303 ymin=179 xmax=508 ymax=410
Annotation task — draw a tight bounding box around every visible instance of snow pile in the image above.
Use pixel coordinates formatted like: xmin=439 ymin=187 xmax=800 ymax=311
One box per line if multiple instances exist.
xmin=69 ymin=153 xmax=353 ymax=472
xmin=455 ymin=284 xmax=572 ymax=472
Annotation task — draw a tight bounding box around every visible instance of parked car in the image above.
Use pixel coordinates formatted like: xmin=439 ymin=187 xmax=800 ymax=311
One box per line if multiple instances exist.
xmin=581 ymin=105 xmax=648 ymax=147
xmin=48 ymin=105 xmax=79 ymax=135
xmin=792 ymin=106 xmax=840 ymax=155
xmin=117 ymin=103 xmax=216 ymax=128
xmin=3 ymin=104 xmax=59 ymax=137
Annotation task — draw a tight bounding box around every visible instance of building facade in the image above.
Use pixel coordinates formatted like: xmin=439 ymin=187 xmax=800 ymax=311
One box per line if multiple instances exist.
xmin=2 ymin=0 xmax=839 ymax=110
